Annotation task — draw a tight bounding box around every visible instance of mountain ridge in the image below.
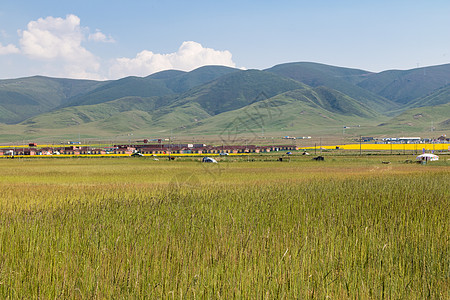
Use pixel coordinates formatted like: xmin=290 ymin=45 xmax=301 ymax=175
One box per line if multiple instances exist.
xmin=1 ymin=62 xmax=449 ymax=140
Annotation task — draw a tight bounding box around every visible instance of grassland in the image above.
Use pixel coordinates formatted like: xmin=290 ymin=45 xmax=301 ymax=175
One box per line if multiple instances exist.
xmin=0 ymin=156 xmax=448 ymax=298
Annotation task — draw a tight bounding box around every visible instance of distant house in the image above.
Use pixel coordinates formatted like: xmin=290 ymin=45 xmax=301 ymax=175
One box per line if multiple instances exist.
xmin=15 ymin=148 xmax=37 ymax=156
xmin=65 ymin=149 xmax=81 ymax=155
xmin=114 ymin=147 xmax=134 ymax=155
xmin=91 ymin=149 xmax=106 ymax=155
xmin=79 ymin=147 xmax=91 ymax=155
xmin=437 ymin=135 xmax=448 ymax=142
xmin=398 ymin=137 xmax=421 ymax=143
xmin=361 ymin=137 xmax=374 ymax=142
xmin=192 ymin=149 xmax=203 ymax=154
xmin=0 ymin=149 xmax=13 ymax=156
xmin=39 ymin=148 xmax=53 ymax=155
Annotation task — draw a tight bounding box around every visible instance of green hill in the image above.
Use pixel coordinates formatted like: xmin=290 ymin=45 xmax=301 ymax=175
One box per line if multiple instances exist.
xmin=146 ymin=70 xmax=187 ymax=80
xmin=267 ymin=62 xmax=372 ymax=84
xmin=1 ymin=62 xmax=449 ymax=142
xmin=21 ymin=96 xmax=161 ymax=129
xmin=172 ymin=69 xmax=307 ymax=115
xmin=266 ymin=62 xmax=398 ymax=113
xmin=290 ymin=87 xmax=379 ymax=118
xmin=407 ymin=84 xmax=450 ymax=108
xmin=16 ymin=81 xmax=381 ymax=138
xmin=63 ymin=76 xmax=175 ymax=107
xmin=186 ymin=87 xmax=383 ymax=136
xmin=64 ymin=65 xmax=240 ymax=108
xmin=376 ymin=103 xmax=450 ymax=133
xmin=162 ymin=65 xmax=239 ymax=93
xmin=358 ymin=64 xmax=450 ymax=105
xmin=20 ymin=69 xmax=305 ymax=131
xmin=0 ymin=76 xmax=103 ymax=123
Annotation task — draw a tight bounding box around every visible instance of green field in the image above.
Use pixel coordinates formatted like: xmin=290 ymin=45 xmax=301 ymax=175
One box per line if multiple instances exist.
xmin=0 ymin=157 xmax=448 ymax=298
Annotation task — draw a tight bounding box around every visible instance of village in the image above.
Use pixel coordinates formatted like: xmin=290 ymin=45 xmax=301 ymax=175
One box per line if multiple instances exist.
xmin=0 ymin=135 xmax=448 ymax=158
xmin=0 ymin=142 xmax=298 ymax=157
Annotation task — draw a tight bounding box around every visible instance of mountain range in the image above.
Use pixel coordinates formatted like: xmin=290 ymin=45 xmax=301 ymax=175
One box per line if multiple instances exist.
xmin=0 ymin=62 xmax=449 ymax=142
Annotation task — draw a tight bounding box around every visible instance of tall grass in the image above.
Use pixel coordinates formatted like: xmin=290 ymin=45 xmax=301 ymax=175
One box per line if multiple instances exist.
xmin=0 ymin=158 xmax=448 ymax=298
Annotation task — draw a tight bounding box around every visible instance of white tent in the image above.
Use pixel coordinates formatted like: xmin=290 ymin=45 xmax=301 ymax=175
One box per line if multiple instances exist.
xmin=416 ymin=153 xmax=439 ymax=161
xmin=202 ymin=157 xmax=218 ymax=163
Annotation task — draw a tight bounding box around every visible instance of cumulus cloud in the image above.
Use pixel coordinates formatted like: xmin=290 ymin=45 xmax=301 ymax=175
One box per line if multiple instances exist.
xmin=88 ymin=30 xmax=115 ymax=43
xmin=18 ymin=14 xmax=101 ymax=79
xmin=0 ymin=42 xmax=19 ymax=55
xmin=3 ymin=14 xmax=239 ymax=80
xmin=109 ymin=41 xmax=236 ymax=79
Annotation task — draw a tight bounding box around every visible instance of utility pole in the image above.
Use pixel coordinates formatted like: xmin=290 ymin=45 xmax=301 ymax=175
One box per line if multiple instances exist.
xmin=360 ymin=135 xmax=362 ymax=156
xmin=246 ymin=139 xmax=249 ymax=162
xmin=169 ymin=129 xmax=172 ymax=160
xmin=319 ymin=138 xmax=322 ymax=155
xmin=433 ymin=137 xmax=435 ymax=153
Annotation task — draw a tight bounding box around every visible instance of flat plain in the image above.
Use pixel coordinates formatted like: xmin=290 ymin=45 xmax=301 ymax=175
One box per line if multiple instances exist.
xmin=0 ymin=156 xmax=448 ymax=298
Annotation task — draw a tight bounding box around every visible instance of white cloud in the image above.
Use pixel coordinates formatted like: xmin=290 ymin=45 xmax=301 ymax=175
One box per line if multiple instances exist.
xmin=0 ymin=42 xmax=19 ymax=55
xmin=88 ymin=30 xmax=115 ymax=43
xmin=109 ymin=41 xmax=237 ymax=79
xmin=4 ymin=15 xmax=238 ymax=80
xmin=18 ymin=14 xmax=101 ymax=79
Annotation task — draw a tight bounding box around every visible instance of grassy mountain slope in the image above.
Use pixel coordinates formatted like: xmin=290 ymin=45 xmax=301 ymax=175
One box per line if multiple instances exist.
xmin=285 ymin=87 xmax=379 ymax=118
xmin=377 ymin=103 xmax=450 ymax=133
xmin=20 ymin=94 xmax=211 ymax=134
xmin=19 ymin=69 xmax=303 ymax=132
xmin=63 ymin=66 xmax=240 ymax=108
xmin=146 ymin=70 xmax=187 ymax=80
xmin=0 ymin=90 xmax=41 ymax=123
xmin=358 ymin=64 xmax=450 ymax=104
xmin=162 ymin=65 xmax=239 ymax=93
xmin=2 ymin=62 xmax=449 ymax=142
xmin=63 ymin=76 xmax=174 ymax=107
xmin=186 ymin=87 xmax=384 ymax=136
xmin=21 ymin=96 xmax=161 ymax=128
xmin=172 ymin=69 xmax=307 ymax=115
xmin=87 ymin=110 xmax=155 ymax=133
xmin=16 ymin=83 xmax=381 ymax=138
xmin=407 ymin=84 xmax=450 ymax=108
xmin=266 ymin=62 xmax=397 ymax=113
xmin=267 ymin=62 xmax=373 ymax=84
xmin=142 ymin=102 xmax=211 ymax=131
xmin=0 ymin=76 xmax=103 ymax=123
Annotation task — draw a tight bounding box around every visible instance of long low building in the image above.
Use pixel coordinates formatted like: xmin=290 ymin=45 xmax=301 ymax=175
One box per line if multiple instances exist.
xmin=1 ymin=144 xmax=298 ymax=156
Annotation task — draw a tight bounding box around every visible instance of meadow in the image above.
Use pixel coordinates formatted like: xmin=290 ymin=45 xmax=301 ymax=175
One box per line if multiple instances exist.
xmin=0 ymin=156 xmax=448 ymax=298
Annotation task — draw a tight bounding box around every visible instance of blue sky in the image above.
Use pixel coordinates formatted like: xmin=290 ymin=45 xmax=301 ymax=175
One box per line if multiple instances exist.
xmin=1 ymin=0 xmax=450 ymax=79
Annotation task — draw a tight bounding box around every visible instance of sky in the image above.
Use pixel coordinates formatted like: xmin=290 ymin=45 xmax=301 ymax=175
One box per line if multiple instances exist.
xmin=1 ymin=0 xmax=450 ymax=80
